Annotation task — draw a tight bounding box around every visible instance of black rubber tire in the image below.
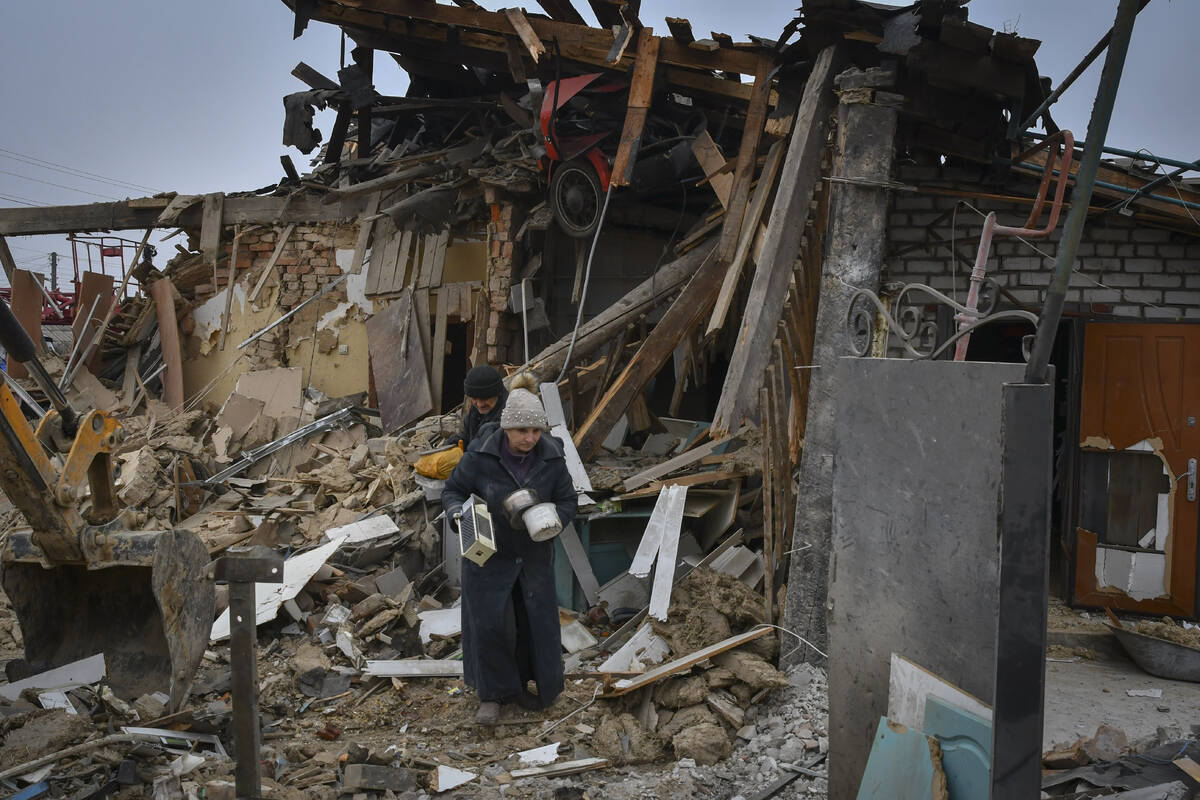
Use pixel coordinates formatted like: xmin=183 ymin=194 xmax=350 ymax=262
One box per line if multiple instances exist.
xmin=550 ymin=158 xmax=603 ymax=239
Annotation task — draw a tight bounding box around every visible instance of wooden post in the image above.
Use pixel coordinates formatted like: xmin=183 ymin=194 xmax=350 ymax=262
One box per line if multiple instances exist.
xmin=611 ymin=28 xmax=660 ymax=186
xmin=711 ymin=46 xmax=841 ymax=436
xmin=72 ymin=271 xmax=115 ymax=377
xmin=151 ymin=278 xmax=185 ymax=410
xmin=782 ymin=66 xmax=901 ymax=665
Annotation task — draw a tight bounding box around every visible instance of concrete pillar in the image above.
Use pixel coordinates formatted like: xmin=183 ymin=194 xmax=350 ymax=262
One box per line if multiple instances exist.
xmin=783 ymin=67 xmax=901 ymax=665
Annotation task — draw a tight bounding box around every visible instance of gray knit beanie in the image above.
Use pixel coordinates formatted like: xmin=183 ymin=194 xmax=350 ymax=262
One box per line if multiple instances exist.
xmin=500 ymin=388 xmax=548 ymax=430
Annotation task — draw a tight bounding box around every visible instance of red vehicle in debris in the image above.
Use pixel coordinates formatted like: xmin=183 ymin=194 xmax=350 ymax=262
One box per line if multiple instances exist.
xmin=536 ymin=73 xmax=708 ymax=239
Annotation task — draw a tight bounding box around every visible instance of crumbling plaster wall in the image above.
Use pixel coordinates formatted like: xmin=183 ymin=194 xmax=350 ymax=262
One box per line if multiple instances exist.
xmin=884 ymin=165 xmax=1200 ymax=319
xmin=182 ymin=222 xmax=370 ymax=408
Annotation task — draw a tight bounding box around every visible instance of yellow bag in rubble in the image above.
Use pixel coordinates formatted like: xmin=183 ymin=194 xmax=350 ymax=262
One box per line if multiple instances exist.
xmin=415 ymin=444 xmax=463 ymax=479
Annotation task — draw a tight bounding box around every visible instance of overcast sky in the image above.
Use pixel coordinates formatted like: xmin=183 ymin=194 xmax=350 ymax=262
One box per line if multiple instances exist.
xmin=0 ymin=0 xmax=1195 ymax=284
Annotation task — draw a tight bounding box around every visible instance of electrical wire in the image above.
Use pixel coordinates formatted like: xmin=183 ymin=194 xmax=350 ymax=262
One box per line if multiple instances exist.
xmin=761 ymin=622 xmax=828 ymax=661
xmin=0 ymin=168 xmax=117 ymax=200
xmin=0 ymin=193 xmax=48 ymax=207
xmin=556 ymin=182 xmax=615 ymax=384
xmin=0 ymin=146 xmax=162 ymax=194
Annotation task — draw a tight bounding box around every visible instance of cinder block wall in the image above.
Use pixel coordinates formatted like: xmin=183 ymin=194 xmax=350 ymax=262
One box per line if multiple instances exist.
xmin=884 ymin=165 xmax=1200 ymax=320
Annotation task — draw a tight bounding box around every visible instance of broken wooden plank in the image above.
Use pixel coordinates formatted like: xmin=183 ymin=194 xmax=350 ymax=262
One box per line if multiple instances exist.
xmin=665 ymin=16 xmax=694 ymax=44
xmin=217 ymin=226 xmax=244 ymax=351
xmin=348 ymin=195 xmax=381 ymax=276
xmin=428 ymin=229 xmax=449 ymax=287
xmin=502 ymin=7 xmax=545 ymax=62
xmin=712 ymin=45 xmax=840 ymax=436
xmin=706 ymin=137 xmax=785 ymax=337
xmin=249 ymin=223 xmax=296 ymax=303
xmin=363 ymin=660 xmax=463 ymax=677
xmin=611 ymin=28 xmax=660 ymax=187
xmin=690 ymin=130 xmax=732 ymax=208
xmin=416 ymin=233 xmax=439 ymax=289
xmin=527 ymin=240 xmax=715 ymax=381
xmin=508 ymin=758 xmax=608 ymax=780
xmin=199 ymin=192 xmax=224 ymax=283
xmin=535 ymin=0 xmax=586 ymax=25
xmin=573 ymin=246 xmax=729 ymax=460
xmin=366 ymin=289 xmax=433 ymax=432
xmin=558 ymin=523 xmax=601 ymax=606
xmin=604 ymin=626 xmax=772 ymax=696
xmin=0 ymin=235 xmax=17 ymax=282
xmin=715 ymin=53 xmax=775 ymax=265
xmin=150 ymin=279 xmax=184 ymax=410
xmin=430 ymin=288 xmax=449 ymax=413
xmin=413 ymin=287 xmax=433 ymax=376
xmin=622 ymin=428 xmax=746 ymax=491
xmin=617 ymin=470 xmax=745 ymax=500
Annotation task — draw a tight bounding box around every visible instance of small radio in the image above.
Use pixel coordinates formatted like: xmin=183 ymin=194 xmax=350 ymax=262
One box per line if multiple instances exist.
xmin=457 ymin=494 xmax=497 ymax=566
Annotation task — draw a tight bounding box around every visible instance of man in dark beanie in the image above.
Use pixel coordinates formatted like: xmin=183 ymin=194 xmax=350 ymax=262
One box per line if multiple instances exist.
xmin=447 ymin=365 xmax=508 ymax=449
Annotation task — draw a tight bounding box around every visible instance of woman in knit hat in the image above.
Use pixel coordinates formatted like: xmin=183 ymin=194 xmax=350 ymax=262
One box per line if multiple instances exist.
xmin=441 ymin=386 xmax=577 ymax=726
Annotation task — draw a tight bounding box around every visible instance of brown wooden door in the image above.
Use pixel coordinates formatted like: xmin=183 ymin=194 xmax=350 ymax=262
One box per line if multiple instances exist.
xmin=1075 ymin=322 xmax=1200 ymax=617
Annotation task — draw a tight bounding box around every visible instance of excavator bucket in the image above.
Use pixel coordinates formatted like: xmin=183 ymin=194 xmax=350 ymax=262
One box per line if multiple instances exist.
xmin=1 ymin=528 xmax=214 ymax=711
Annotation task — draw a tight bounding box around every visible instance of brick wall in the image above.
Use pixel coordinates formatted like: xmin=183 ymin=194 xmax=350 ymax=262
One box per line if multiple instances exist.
xmin=884 ymin=165 xmax=1200 ymax=321
xmin=481 ymin=195 xmax=522 ymax=364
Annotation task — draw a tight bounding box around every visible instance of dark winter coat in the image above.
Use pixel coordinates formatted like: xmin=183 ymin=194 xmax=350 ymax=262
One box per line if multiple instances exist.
xmin=442 ymin=427 xmax=577 ymax=707
xmin=446 ymin=387 xmax=508 ymax=449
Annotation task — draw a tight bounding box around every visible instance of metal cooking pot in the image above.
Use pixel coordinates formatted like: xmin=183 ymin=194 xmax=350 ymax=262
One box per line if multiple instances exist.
xmin=523 ymin=502 xmax=563 ymax=542
xmin=502 ymin=488 xmax=540 ymax=528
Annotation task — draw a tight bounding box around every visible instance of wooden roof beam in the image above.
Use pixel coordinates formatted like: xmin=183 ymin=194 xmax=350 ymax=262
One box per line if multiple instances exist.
xmin=309 ymin=0 xmax=763 ymax=75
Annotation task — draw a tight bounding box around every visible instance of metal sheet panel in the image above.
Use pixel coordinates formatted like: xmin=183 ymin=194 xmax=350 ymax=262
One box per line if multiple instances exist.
xmin=828 ymin=357 xmax=1024 ymax=799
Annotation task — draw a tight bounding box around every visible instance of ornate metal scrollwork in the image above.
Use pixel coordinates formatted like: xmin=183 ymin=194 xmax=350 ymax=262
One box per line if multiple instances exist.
xmin=846 ymin=279 xmax=1038 ymax=361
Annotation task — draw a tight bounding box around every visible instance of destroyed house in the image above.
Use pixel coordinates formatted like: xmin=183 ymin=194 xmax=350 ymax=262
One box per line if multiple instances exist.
xmin=0 ymin=0 xmax=1199 ymax=797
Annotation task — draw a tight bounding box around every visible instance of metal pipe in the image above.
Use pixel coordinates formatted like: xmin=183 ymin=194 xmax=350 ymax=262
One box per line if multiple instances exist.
xmin=1104 ymin=157 xmax=1200 ymax=215
xmin=1019 ymin=0 xmax=1151 ymax=132
xmin=1025 ymin=0 xmax=1141 ymax=384
xmin=1026 ymin=132 xmax=1198 ymax=173
xmin=1011 ymin=163 xmax=1200 ymax=213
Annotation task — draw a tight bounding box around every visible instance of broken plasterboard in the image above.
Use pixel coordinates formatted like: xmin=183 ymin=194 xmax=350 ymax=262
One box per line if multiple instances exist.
xmin=887 ymin=653 xmax=992 ymax=733
xmin=560 ymin=619 xmax=598 ymax=653
xmin=0 ymin=653 xmax=105 ymax=701
xmin=210 ymin=535 xmax=347 ymax=641
xmin=598 ymin=622 xmax=670 ymax=673
xmin=708 ymin=545 xmax=765 ymax=588
xmin=418 ymin=607 xmax=462 ymax=644
xmin=432 ymin=765 xmax=476 ymax=792
xmin=1095 ymin=547 xmax=1167 ymax=601
xmin=233 ymin=367 xmax=304 ymax=419
xmin=550 ymin=423 xmax=595 ymax=495
xmin=324 ymin=515 xmax=400 ymax=545
xmin=596 ymin=571 xmax=650 ymax=612
xmin=518 ymin=743 xmax=560 ymax=767
xmin=627 ymin=484 xmax=688 ymax=578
